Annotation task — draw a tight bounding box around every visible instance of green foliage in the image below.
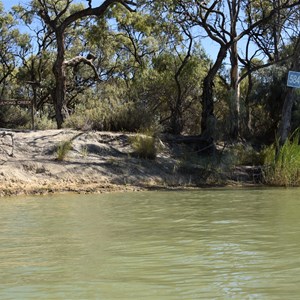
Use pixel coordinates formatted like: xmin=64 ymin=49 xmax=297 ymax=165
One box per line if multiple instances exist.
xmin=64 ymin=97 xmax=155 ymax=132
xmin=226 ymin=143 xmax=265 ymax=166
xmin=34 ymin=114 xmax=56 ymax=130
xmin=0 ymin=106 xmax=31 ymax=129
xmin=130 ymin=133 xmax=157 ymax=160
xmin=0 ymin=5 xmax=31 ymax=98
xmin=0 ymin=106 xmax=56 ymax=130
xmin=56 ymin=140 xmax=73 ymax=161
xmin=263 ymin=129 xmax=300 ymax=186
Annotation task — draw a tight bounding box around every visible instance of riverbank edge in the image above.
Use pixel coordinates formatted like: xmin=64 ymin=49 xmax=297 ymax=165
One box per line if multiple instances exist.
xmin=0 ymin=181 xmax=266 ymax=198
xmin=0 ymin=129 xmax=266 ymax=197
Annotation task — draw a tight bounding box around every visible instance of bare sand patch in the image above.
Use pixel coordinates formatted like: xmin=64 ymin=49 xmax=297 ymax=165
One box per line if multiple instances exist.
xmin=0 ymin=129 xmax=184 ymax=196
xmin=0 ymin=129 xmax=261 ymax=197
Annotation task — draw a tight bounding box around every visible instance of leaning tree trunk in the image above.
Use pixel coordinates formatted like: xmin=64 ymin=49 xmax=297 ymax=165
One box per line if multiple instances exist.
xmin=52 ymin=29 xmax=66 ymax=129
xmin=170 ymin=105 xmax=183 ymax=135
xmin=279 ymin=88 xmax=296 ymax=146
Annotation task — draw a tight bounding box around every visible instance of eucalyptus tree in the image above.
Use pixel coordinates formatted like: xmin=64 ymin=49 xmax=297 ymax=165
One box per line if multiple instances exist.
xmin=102 ymin=5 xmax=206 ymax=134
xmin=239 ymin=0 xmax=300 ymax=140
xmin=168 ymin=0 xmax=300 ymax=143
xmin=122 ymin=1 xmax=209 ymax=134
xmin=0 ymin=2 xmax=30 ymax=98
xmin=15 ymin=0 xmax=137 ymax=128
xmin=116 ymin=10 xmax=201 ymax=134
xmin=0 ymin=2 xmax=32 ymax=128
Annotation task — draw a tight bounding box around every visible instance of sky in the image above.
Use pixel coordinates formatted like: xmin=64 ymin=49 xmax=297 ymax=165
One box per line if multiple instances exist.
xmin=2 ymin=0 xmax=21 ymax=10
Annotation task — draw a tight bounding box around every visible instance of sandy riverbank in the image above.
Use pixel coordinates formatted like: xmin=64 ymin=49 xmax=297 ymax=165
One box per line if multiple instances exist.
xmin=0 ymin=129 xmax=260 ymax=197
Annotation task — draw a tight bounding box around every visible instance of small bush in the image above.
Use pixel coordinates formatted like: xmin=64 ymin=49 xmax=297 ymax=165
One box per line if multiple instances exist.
xmin=226 ymin=143 xmax=265 ymax=166
xmin=263 ymin=129 xmax=300 ymax=186
xmin=64 ymin=114 xmax=92 ymax=131
xmin=35 ymin=114 xmax=56 ymax=130
xmin=56 ymin=140 xmax=73 ymax=161
xmin=130 ymin=134 xmax=157 ymax=160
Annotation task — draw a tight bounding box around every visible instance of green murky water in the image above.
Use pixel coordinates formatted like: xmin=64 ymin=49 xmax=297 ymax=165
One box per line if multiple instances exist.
xmin=0 ymin=188 xmax=300 ymax=299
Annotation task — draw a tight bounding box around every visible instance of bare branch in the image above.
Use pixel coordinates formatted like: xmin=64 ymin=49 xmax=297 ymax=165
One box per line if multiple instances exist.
xmin=64 ymin=55 xmax=100 ymax=80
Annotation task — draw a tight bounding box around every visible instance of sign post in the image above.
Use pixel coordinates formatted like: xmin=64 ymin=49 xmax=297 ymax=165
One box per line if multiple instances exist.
xmin=287 ymin=71 xmax=300 ymax=88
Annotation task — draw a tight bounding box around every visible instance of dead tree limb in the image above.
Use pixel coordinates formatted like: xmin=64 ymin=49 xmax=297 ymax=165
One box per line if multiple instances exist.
xmin=63 ymin=55 xmax=101 ymax=81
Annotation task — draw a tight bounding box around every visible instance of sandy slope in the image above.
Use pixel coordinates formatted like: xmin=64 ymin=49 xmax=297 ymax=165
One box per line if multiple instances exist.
xmin=0 ymin=129 xmax=261 ymax=197
xmin=0 ymin=129 xmax=183 ymax=196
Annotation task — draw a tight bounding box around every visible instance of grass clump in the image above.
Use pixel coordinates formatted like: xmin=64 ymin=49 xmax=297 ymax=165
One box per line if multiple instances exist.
xmin=263 ymin=129 xmax=300 ymax=186
xmin=56 ymin=140 xmax=73 ymax=161
xmin=130 ymin=133 xmax=157 ymax=160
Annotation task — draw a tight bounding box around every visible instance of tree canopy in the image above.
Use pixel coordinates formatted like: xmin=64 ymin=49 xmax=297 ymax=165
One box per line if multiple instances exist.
xmin=0 ymin=0 xmax=299 ymax=147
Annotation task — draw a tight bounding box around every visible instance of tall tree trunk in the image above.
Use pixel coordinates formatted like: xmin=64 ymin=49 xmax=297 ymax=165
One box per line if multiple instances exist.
xmin=279 ymin=88 xmax=296 ymax=145
xmin=52 ymin=29 xmax=66 ymax=129
xmin=229 ymin=41 xmax=240 ymax=141
xmin=228 ymin=0 xmax=240 ymax=141
xmin=170 ymin=105 xmax=183 ymax=135
xmin=201 ymin=45 xmax=228 ymax=141
xmin=244 ymin=72 xmax=253 ymax=137
xmin=278 ymin=38 xmax=300 ymax=146
xmin=170 ymin=65 xmax=185 ymax=135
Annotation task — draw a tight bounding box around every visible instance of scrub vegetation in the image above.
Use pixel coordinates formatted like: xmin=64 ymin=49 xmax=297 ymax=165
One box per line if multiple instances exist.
xmin=263 ymin=130 xmax=300 ymax=186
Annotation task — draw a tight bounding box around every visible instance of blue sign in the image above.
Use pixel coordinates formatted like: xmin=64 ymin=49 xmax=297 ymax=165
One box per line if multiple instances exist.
xmin=287 ymin=71 xmax=300 ymax=88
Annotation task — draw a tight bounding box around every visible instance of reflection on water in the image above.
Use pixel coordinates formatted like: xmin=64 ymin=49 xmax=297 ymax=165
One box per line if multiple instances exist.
xmin=1 ymin=188 xmax=300 ymax=299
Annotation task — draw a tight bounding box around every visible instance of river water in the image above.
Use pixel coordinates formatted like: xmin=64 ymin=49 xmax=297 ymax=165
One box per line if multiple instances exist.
xmin=0 ymin=188 xmax=300 ymax=299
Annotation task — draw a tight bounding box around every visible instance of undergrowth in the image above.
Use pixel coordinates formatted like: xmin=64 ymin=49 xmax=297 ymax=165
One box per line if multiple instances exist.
xmin=130 ymin=133 xmax=157 ymax=160
xmin=263 ymin=129 xmax=300 ymax=186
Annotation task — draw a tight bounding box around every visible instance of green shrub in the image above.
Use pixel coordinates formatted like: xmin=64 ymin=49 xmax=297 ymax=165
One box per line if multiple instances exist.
xmin=64 ymin=114 xmax=92 ymax=130
xmin=64 ymin=99 xmax=155 ymax=132
xmin=35 ymin=114 xmax=56 ymax=130
xmin=56 ymin=140 xmax=73 ymax=161
xmin=0 ymin=106 xmax=31 ymax=129
xmin=263 ymin=129 xmax=300 ymax=186
xmin=130 ymin=134 xmax=157 ymax=160
xmin=226 ymin=143 xmax=265 ymax=166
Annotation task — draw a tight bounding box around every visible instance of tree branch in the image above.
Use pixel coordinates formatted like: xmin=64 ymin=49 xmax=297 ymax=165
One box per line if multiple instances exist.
xmin=60 ymin=0 xmax=136 ymax=31
xmin=64 ymin=55 xmax=101 ymax=80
